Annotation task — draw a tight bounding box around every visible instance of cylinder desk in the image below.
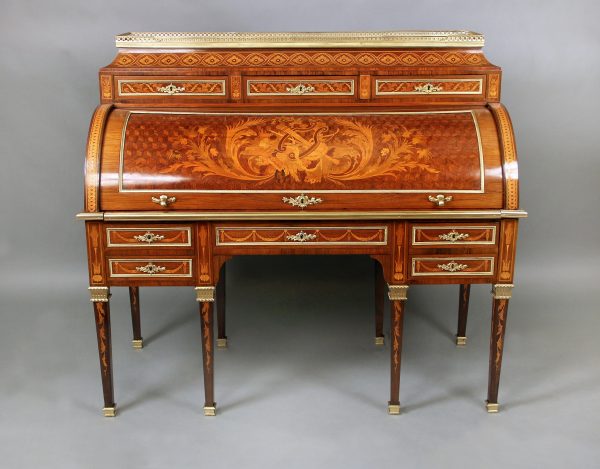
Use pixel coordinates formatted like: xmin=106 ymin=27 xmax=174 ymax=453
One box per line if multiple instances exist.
xmin=78 ymin=31 xmax=526 ymax=417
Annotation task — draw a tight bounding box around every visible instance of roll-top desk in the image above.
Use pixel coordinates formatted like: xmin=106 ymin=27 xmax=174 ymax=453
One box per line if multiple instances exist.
xmin=78 ymin=31 xmax=526 ymax=417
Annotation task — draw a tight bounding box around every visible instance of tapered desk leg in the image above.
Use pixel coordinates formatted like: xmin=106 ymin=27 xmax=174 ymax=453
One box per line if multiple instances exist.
xmin=196 ymin=286 xmax=216 ymax=416
xmin=456 ymin=284 xmax=470 ymax=346
xmin=129 ymin=287 xmax=143 ymax=349
xmin=487 ymin=284 xmax=513 ymax=413
xmin=89 ymin=286 xmax=116 ymax=417
xmin=216 ymin=265 xmax=227 ymax=348
xmin=387 ymin=285 xmax=408 ymax=415
xmin=374 ymin=261 xmax=385 ymax=345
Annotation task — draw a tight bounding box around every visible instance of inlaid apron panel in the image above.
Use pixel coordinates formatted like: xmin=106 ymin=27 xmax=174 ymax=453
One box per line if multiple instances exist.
xmin=99 ymin=109 xmax=503 ymax=210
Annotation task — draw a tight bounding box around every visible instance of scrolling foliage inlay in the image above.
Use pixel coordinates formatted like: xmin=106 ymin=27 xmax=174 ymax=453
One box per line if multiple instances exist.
xmin=121 ymin=112 xmax=482 ymax=192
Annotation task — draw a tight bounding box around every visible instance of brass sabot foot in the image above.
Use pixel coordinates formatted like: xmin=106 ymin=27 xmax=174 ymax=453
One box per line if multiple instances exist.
xmin=375 ymin=336 xmax=385 ymax=346
xmin=387 ymin=402 xmax=401 ymax=415
xmin=132 ymin=339 xmax=143 ymax=349
xmin=217 ymin=337 xmax=228 ymax=348
xmin=204 ymin=404 xmax=217 ymax=416
xmin=455 ymin=336 xmax=467 ymax=346
xmin=486 ymin=401 xmax=499 ymax=413
xmin=103 ymin=406 xmax=117 ymax=417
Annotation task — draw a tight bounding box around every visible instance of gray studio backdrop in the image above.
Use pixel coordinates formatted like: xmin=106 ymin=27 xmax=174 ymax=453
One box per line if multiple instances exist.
xmin=1 ymin=1 xmax=599 ymax=468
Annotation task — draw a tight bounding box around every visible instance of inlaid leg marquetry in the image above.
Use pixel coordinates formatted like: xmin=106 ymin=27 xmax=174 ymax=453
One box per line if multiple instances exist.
xmin=387 ymin=285 xmax=408 ymax=414
xmin=487 ymin=284 xmax=513 ymax=413
xmin=89 ymin=287 xmax=116 ymax=417
xmin=374 ymin=260 xmax=385 ymax=345
xmin=456 ymin=284 xmax=470 ymax=346
xmin=196 ymin=286 xmax=216 ymax=416
xmin=216 ymin=265 xmax=227 ymax=348
xmin=129 ymin=286 xmax=143 ymax=349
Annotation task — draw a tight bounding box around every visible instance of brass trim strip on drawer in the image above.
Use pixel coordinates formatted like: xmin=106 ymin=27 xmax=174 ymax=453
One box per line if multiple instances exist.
xmin=215 ymin=225 xmax=388 ymax=246
xmin=106 ymin=227 xmax=192 ymax=247
xmin=411 ymin=256 xmax=495 ymax=277
xmin=108 ymin=258 xmax=193 ymax=277
xmin=117 ymin=79 xmax=227 ymax=96
xmin=411 ymin=225 xmax=496 ymax=246
xmin=246 ymin=79 xmax=355 ymax=96
xmin=375 ymin=78 xmax=483 ymax=95
xmin=77 ymin=209 xmax=529 ymax=221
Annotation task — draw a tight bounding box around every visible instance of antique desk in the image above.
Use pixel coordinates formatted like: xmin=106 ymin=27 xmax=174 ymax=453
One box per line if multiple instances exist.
xmin=78 ymin=31 xmax=526 ymax=417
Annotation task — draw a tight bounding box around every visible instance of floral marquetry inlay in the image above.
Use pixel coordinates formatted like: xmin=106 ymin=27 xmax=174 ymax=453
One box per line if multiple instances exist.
xmin=120 ymin=111 xmax=482 ymax=193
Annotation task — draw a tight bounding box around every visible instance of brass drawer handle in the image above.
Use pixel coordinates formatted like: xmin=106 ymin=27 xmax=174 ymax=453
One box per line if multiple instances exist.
xmin=135 ymin=263 xmax=166 ymax=275
xmin=414 ymin=83 xmax=443 ymax=93
xmin=428 ymin=194 xmax=453 ymax=207
xmin=152 ymin=194 xmax=177 ymax=207
xmin=438 ymin=230 xmax=470 ymax=242
xmin=286 ymin=83 xmax=315 ymax=95
xmin=133 ymin=232 xmax=165 ymax=243
xmin=286 ymin=231 xmax=317 ymax=242
xmin=282 ymin=193 xmax=323 ymax=209
xmin=158 ymin=83 xmax=185 ymax=95
xmin=437 ymin=261 xmax=468 ymax=272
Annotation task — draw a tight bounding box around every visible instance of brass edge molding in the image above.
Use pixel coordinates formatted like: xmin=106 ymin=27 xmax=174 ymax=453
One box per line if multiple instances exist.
xmin=492 ymin=284 xmax=514 ymax=299
xmin=77 ymin=212 xmax=104 ymax=220
xmin=84 ymin=104 xmax=112 ymax=212
xmin=115 ymin=31 xmax=484 ymax=49
xmin=89 ymin=286 xmax=110 ymax=302
xmin=388 ymin=285 xmax=409 ymax=301
xmin=195 ymin=286 xmax=216 ymax=302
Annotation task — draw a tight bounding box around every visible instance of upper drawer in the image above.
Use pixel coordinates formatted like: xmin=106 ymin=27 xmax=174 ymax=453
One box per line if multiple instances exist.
xmin=114 ymin=76 xmax=227 ymax=102
xmin=106 ymin=226 xmax=192 ymax=247
xmin=411 ymin=223 xmax=497 ymax=247
xmin=373 ymin=76 xmax=485 ymax=102
xmin=245 ymin=76 xmax=356 ymax=101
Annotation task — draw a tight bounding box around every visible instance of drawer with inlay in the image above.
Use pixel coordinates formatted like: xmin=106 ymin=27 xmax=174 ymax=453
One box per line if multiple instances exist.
xmin=373 ymin=75 xmax=485 ymax=102
xmin=107 ymin=258 xmax=194 ymax=283
xmin=244 ymin=76 xmax=356 ymax=100
xmin=105 ymin=226 xmax=192 ymax=248
xmin=410 ymin=255 xmax=495 ymax=279
xmin=215 ymin=225 xmax=388 ymax=247
xmin=410 ymin=223 xmax=497 ymax=247
xmin=113 ymin=76 xmax=227 ymax=102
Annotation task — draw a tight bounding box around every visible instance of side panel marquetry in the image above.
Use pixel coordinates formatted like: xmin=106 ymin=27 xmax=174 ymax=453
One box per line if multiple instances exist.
xmin=215 ymin=225 xmax=388 ymax=246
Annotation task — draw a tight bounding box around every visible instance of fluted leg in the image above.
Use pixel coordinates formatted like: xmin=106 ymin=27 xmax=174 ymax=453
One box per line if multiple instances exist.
xmin=216 ymin=265 xmax=227 ymax=348
xmin=374 ymin=261 xmax=385 ymax=345
xmin=129 ymin=286 xmax=143 ymax=349
xmin=90 ymin=287 xmax=116 ymax=417
xmin=388 ymin=285 xmax=408 ymax=414
xmin=456 ymin=284 xmax=470 ymax=346
xmin=487 ymin=284 xmax=513 ymax=413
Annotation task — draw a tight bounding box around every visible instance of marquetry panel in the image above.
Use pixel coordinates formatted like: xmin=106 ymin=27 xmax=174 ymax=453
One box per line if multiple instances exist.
xmin=245 ymin=78 xmax=355 ymax=97
xmin=497 ymin=219 xmax=518 ymax=282
xmin=106 ymin=226 xmax=192 ymax=247
xmin=86 ymin=222 xmax=106 ymax=284
xmin=117 ymin=79 xmax=226 ymax=96
xmin=487 ymin=73 xmax=501 ymax=100
xmin=375 ymin=77 xmax=483 ymax=96
xmin=411 ymin=256 xmax=495 ymax=277
xmin=108 ymin=258 xmax=193 ymax=278
xmin=215 ymin=226 xmax=388 ymax=246
xmin=411 ymin=224 xmax=497 ymax=246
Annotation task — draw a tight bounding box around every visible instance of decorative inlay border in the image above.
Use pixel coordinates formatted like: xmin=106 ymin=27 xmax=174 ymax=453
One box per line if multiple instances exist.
xmin=85 ymin=104 xmax=112 ymax=212
xmin=111 ymin=51 xmax=489 ymax=68
xmin=489 ymin=103 xmax=518 ymax=210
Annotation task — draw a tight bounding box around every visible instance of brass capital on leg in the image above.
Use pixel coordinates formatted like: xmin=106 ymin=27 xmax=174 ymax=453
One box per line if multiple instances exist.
xmin=492 ymin=284 xmax=514 ymax=299
xmin=195 ymin=286 xmax=216 ymax=302
xmin=89 ymin=286 xmax=110 ymax=302
xmin=387 ymin=284 xmax=409 ymax=301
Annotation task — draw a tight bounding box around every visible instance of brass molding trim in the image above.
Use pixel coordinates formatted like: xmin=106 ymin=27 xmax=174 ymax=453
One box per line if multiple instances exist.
xmin=117 ymin=110 xmax=484 ymax=195
xmin=195 ymin=286 xmax=216 ymax=302
xmin=115 ymin=31 xmax=484 ymax=49
xmin=77 ymin=209 xmax=528 ymax=222
xmin=388 ymin=285 xmax=409 ymax=301
xmin=492 ymin=284 xmax=514 ymax=299
xmin=89 ymin=286 xmax=110 ymax=302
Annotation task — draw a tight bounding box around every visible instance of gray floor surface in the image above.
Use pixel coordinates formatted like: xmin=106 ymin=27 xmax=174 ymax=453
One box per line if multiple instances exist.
xmin=1 ymin=255 xmax=599 ymax=469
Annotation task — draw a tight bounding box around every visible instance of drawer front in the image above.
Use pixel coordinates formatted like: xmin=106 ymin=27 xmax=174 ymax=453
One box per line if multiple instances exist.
xmin=411 ymin=225 xmax=496 ymax=246
xmin=115 ymin=77 xmax=227 ymax=100
xmin=374 ymin=76 xmax=484 ymax=100
xmin=108 ymin=258 xmax=193 ymax=278
xmin=215 ymin=225 xmax=388 ymax=246
xmin=245 ymin=77 xmax=355 ymax=98
xmin=411 ymin=256 xmax=495 ymax=277
xmin=106 ymin=227 xmax=192 ymax=247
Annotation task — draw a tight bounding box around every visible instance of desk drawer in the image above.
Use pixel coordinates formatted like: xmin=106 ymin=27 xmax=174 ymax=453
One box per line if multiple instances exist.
xmin=411 ymin=256 xmax=495 ymax=278
xmin=108 ymin=258 xmax=193 ymax=278
xmin=106 ymin=226 xmax=192 ymax=247
xmin=215 ymin=225 xmax=388 ymax=246
xmin=245 ymin=76 xmax=356 ymax=99
xmin=411 ymin=224 xmax=497 ymax=247
xmin=115 ymin=76 xmax=227 ymax=101
xmin=374 ymin=76 xmax=485 ymax=102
